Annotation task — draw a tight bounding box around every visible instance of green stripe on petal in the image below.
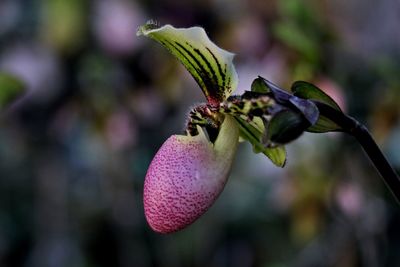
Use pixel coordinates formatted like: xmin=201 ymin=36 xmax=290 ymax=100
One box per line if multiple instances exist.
xmin=137 ymin=22 xmax=238 ymax=105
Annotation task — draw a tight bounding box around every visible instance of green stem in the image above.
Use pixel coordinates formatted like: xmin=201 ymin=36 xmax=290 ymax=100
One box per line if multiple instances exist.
xmin=315 ymin=102 xmax=400 ymax=203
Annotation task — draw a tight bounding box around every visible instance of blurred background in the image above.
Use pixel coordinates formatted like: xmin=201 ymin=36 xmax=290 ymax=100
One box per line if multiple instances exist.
xmin=0 ymin=0 xmax=400 ymax=266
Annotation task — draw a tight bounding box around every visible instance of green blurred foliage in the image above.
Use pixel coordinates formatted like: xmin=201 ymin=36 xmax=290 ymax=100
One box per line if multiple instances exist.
xmin=0 ymin=73 xmax=25 ymax=110
xmin=40 ymin=0 xmax=89 ymax=53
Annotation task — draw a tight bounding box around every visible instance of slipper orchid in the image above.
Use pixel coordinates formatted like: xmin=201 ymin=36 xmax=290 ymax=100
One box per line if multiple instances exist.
xmin=138 ymin=22 xmax=242 ymax=233
xmin=137 ymin=22 xmax=322 ymax=233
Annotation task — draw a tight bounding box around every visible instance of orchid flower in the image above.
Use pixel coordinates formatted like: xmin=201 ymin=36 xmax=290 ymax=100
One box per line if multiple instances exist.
xmin=137 ymin=23 xmax=241 ymax=233
xmin=138 ymin=22 xmax=400 ymax=233
xmin=137 ymin=22 xmax=286 ymax=233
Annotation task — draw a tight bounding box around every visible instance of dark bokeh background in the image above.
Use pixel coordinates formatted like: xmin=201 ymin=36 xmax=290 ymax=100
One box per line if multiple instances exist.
xmin=1 ymin=0 xmax=400 ymax=266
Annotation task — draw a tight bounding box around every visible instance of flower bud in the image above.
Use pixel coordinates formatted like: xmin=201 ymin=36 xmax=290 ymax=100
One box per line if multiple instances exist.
xmin=144 ymin=115 xmax=239 ymax=233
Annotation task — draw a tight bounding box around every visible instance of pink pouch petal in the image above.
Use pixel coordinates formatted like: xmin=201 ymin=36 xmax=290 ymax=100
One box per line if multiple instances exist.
xmin=144 ymin=115 xmax=239 ymax=233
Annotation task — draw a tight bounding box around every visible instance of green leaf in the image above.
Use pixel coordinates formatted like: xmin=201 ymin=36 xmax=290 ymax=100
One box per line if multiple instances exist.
xmin=0 ymin=73 xmax=25 ymax=110
xmin=306 ymin=115 xmax=341 ymax=133
xmin=265 ymin=110 xmax=309 ymax=145
xmin=234 ymin=116 xmax=286 ymax=167
xmin=137 ymin=22 xmax=238 ymax=105
xmin=291 ymin=81 xmax=341 ymax=111
xmin=291 ymin=81 xmax=342 ymax=132
xmin=251 ymin=77 xmax=271 ymax=93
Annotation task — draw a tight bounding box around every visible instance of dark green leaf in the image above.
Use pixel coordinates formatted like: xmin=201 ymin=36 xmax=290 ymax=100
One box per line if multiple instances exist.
xmin=0 ymin=73 xmax=25 ymax=110
xmin=234 ymin=116 xmax=286 ymax=167
xmin=251 ymin=77 xmax=271 ymax=93
xmin=291 ymin=81 xmax=343 ymax=132
xmin=306 ymin=115 xmax=342 ymax=133
xmin=265 ymin=110 xmax=309 ymax=145
xmin=291 ymin=81 xmax=341 ymax=111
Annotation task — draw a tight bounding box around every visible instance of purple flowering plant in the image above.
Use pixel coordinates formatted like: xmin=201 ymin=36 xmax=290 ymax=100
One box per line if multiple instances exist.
xmin=137 ymin=22 xmax=400 ymax=234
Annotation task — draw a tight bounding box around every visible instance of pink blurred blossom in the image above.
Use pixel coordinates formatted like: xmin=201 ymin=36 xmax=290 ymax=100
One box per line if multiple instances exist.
xmin=105 ymin=109 xmax=137 ymax=151
xmin=93 ymin=0 xmax=145 ymax=56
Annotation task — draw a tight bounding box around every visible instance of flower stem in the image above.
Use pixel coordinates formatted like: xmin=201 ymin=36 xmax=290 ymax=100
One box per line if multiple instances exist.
xmin=315 ymin=102 xmax=400 ymax=203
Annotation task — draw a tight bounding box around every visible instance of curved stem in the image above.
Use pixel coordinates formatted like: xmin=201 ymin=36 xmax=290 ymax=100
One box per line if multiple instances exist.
xmin=315 ymin=102 xmax=400 ymax=203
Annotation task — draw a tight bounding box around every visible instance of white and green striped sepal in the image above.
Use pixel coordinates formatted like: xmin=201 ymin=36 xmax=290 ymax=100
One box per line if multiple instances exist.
xmin=137 ymin=22 xmax=238 ymax=106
